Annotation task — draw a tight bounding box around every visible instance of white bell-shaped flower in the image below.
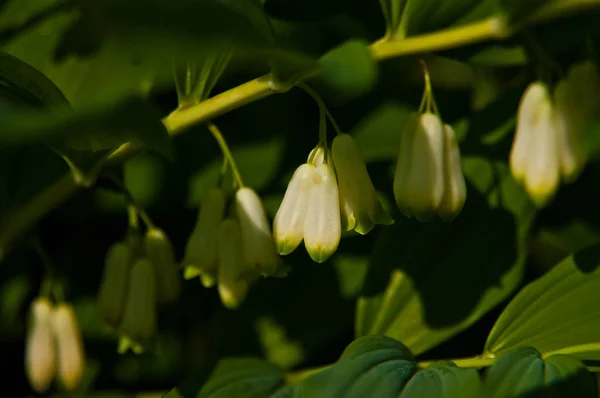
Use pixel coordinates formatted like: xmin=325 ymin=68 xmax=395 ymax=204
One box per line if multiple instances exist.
xmin=510 ymin=82 xmax=560 ymax=205
xmin=235 ymin=187 xmax=283 ymax=276
xmin=332 ymin=133 xmax=393 ymax=234
xmin=393 ymin=112 xmax=446 ymax=221
xmin=303 ymin=162 xmax=341 ymax=263
xmin=273 ymin=163 xmax=316 ymax=255
xmin=217 ymin=218 xmax=250 ymax=309
xmin=182 ymin=188 xmax=226 ymax=287
xmin=438 ymin=124 xmax=467 ymax=220
xmin=25 ymin=297 xmax=57 ymax=394
xmin=52 ymin=303 xmax=85 ymax=391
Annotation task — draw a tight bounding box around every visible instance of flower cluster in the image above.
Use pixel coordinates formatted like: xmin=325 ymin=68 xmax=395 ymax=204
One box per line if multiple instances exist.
xmin=182 ymin=187 xmax=286 ymax=309
xmin=510 ymin=61 xmax=600 ymax=205
xmin=274 ymin=134 xmax=394 ymax=263
xmin=393 ymin=111 xmax=467 ymax=221
xmin=25 ymin=297 xmax=85 ymax=394
xmin=97 ymin=227 xmax=180 ymax=353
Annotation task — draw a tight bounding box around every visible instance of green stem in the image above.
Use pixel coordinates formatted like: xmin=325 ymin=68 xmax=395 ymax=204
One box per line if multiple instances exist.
xmin=297 ymin=83 xmax=343 ymax=135
xmin=208 ymin=122 xmax=244 ymax=188
xmin=107 ymin=175 xmax=156 ymax=230
xmin=0 ymin=1 xmax=599 ymax=260
xmin=418 ymin=355 xmax=496 ymax=369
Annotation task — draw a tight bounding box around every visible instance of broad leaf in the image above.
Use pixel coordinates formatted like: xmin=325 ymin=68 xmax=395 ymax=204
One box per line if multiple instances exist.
xmin=482 ymin=347 xmax=597 ymax=397
xmin=398 ymin=0 xmax=485 ymax=37
xmin=484 ymin=243 xmax=600 ymax=361
xmin=355 ymin=86 xmax=537 ymax=355
xmin=399 ymin=362 xmax=481 ymax=398
xmin=0 ymin=98 xmax=173 ymax=158
xmin=196 ymin=358 xmax=285 ymax=398
xmin=263 ymin=0 xmax=347 ymax=21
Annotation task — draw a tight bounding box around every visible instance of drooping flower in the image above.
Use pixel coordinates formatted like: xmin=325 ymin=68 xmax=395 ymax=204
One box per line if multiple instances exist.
xmin=303 ymin=162 xmax=341 ymax=263
xmin=217 ymin=218 xmax=250 ymax=309
xmin=273 ymin=143 xmax=343 ymax=262
xmin=98 ymin=241 xmax=132 ymax=328
xmin=438 ymin=124 xmax=467 ymax=221
xmin=182 ymin=188 xmax=226 ymax=287
xmin=51 ymin=303 xmax=85 ymax=391
xmin=144 ymin=228 xmax=181 ymax=303
xmin=510 ymin=82 xmax=560 ymax=205
xmin=25 ymin=297 xmax=57 ymax=394
xmin=332 ymin=133 xmax=393 ymax=234
xmin=235 ymin=187 xmax=283 ymax=276
xmin=395 ymin=112 xmax=445 ymax=219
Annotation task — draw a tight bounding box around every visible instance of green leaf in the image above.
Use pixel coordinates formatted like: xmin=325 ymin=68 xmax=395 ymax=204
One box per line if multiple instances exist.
xmin=321 ymin=335 xmax=417 ymax=397
xmin=317 ymin=39 xmax=378 ymax=101
xmin=399 ymin=362 xmax=481 ymax=398
xmin=484 ymin=243 xmax=600 ymax=361
xmin=355 ymin=86 xmax=536 ymax=355
xmin=263 ymin=0 xmax=347 ymax=21
xmin=482 ymin=348 xmax=597 ymax=397
xmin=0 ymin=98 xmax=173 ymax=158
xmin=196 ymin=358 xmax=285 ymax=398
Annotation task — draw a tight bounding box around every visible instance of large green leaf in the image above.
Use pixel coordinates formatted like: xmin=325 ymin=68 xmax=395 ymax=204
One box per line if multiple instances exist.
xmin=482 ymin=347 xmax=597 ymax=397
xmin=0 ymin=97 xmax=173 ymax=157
xmin=484 ymin=243 xmax=600 ymax=361
xmin=399 ymin=362 xmax=481 ymax=398
xmin=355 ymin=85 xmax=536 ymax=355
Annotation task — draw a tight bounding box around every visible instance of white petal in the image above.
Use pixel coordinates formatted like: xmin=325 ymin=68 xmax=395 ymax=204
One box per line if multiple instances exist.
xmin=393 ymin=112 xmax=420 ymax=218
xmin=26 ymin=298 xmax=56 ymax=394
xmin=52 ymin=303 xmax=85 ymax=391
xmin=403 ymin=113 xmax=445 ymax=220
xmin=303 ymin=163 xmax=341 ymax=263
xmin=510 ymin=82 xmax=551 ymax=182
xmin=438 ymin=124 xmax=467 ymax=221
xmin=554 ymin=78 xmax=586 ymax=181
xmin=217 ymin=218 xmax=249 ymax=309
xmin=182 ymin=188 xmax=226 ymax=280
xmin=273 ymin=163 xmax=316 ymax=255
xmin=523 ymin=98 xmax=560 ymax=205
xmin=235 ymin=187 xmax=282 ymax=276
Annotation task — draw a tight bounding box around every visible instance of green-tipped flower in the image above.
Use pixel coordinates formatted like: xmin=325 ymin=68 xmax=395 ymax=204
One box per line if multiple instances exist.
xmin=145 ymin=228 xmax=181 ymax=303
xmin=510 ymin=82 xmax=560 ymax=205
xmin=332 ymin=133 xmax=393 ymax=234
xmin=98 ymin=242 xmax=132 ymax=328
xmin=52 ymin=303 xmax=85 ymax=391
xmin=182 ymin=188 xmax=226 ymax=287
xmin=217 ymin=218 xmax=250 ymax=309
xmin=394 ymin=112 xmax=466 ymax=220
xmin=25 ymin=297 xmax=56 ymax=394
xmin=273 ymin=163 xmax=316 ymax=255
xmin=303 ymin=162 xmax=341 ymax=263
xmin=438 ymin=124 xmax=467 ymax=221
xmin=235 ymin=187 xmax=283 ymax=276
xmin=120 ymin=258 xmax=156 ymax=352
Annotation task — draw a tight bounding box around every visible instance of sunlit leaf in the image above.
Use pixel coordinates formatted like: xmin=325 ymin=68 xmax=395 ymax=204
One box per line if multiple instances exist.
xmin=484 ymin=243 xmax=600 ymax=361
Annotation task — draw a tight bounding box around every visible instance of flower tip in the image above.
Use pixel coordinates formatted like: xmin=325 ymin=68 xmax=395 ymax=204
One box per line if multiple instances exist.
xmin=182 ymin=265 xmax=201 ymax=280
xmin=306 ymin=244 xmax=337 ymax=263
xmin=218 ymin=283 xmax=247 ymax=310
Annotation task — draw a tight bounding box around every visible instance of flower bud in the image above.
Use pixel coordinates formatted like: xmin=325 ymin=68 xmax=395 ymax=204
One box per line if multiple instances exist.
xmin=510 ymin=82 xmax=560 ymax=205
xmin=25 ymin=297 xmax=56 ymax=394
xmin=554 ymin=78 xmax=586 ymax=181
xmin=217 ymin=218 xmax=250 ymax=309
xmin=303 ymin=163 xmax=341 ymax=263
xmin=393 ymin=112 xmax=445 ymax=221
xmin=438 ymin=124 xmax=467 ymax=220
xmin=120 ymin=258 xmax=156 ymax=351
xmin=182 ymin=188 xmax=226 ymax=287
xmin=332 ymin=133 xmax=393 ymax=234
xmin=273 ymin=163 xmax=316 ymax=255
xmin=52 ymin=303 xmax=85 ymax=391
xmin=144 ymin=228 xmax=181 ymax=303
xmin=566 ymin=61 xmax=600 ymax=118
xmin=98 ymin=242 xmax=132 ymax=328
xmin=234 ymin=187 xmax=282 ymax=276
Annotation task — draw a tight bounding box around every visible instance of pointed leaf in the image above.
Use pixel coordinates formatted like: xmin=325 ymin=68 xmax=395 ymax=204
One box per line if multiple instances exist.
xmin=484 ymin=243 xmax=600 ymax=361
xmin=399 ymin=362 xmax=481 ymax=398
